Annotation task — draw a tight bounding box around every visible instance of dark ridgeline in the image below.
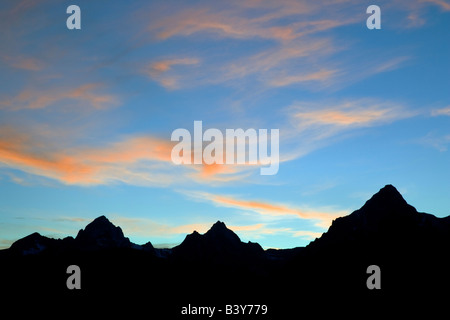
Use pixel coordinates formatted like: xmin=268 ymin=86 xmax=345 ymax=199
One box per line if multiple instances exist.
xmin=1 ymin=185 xmax=449 ymax=317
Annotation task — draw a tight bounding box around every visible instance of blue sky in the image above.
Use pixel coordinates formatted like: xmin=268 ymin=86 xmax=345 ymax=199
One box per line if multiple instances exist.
xmin=0 ymin=0 xmax=449 ymax=249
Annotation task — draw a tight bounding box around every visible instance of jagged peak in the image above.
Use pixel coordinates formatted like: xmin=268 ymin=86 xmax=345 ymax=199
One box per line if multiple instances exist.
xmin=86 ymin=215 xmax=113 ymax=227
xmin=75 ymin=215 xmax=130 ymax=249
xmin=209 ymin=220 xmax=227 ymax=231
xmin=206 ymin=221 xmax=234 ymax=235
xmin=204 ymin=220 xmax=241 ymax=243
xmin=373 ymin=185 xmax=405 ymax=201
xmin=79 ymin=215 xmax=121 ymax=235
xmin=317 ymin=184 xmax=419 ymax=244
xmin=360 ymin=184 xmax=410 ymax=213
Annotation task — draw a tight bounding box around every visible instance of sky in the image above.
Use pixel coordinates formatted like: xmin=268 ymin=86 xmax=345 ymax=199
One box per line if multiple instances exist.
xmin=0 ymin=0 xmax=449 ymax=249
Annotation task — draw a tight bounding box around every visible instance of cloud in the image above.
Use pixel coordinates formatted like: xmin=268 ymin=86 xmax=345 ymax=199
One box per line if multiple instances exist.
xmin=292 ymin=230 xmax=323 ymax=239
xmin=431 ymin=106 xmax=450 ymax=116
xmin=110 ymin=215 xmax=323 ymax=246
xmin=227 ymin=223 xmax=323 ymax=242
xmin=372 ymin=56 xmax=411 ymax=74
xmin=189 ymin=163 xmax=253 ymax=184
xmin=139 ymin=1 xmax=428 ymax=92
xmin=146 ymin=57 xmax=200 ymax=89
xmin=2 ymin=55 xmax=44 ymax=71
xmin=260 ymin=98 xmax=418 ymax=169
xmin=0 ymin=83 xmax=119 ymax=111
xmin=224 ymin=39 xmax=336 ymax=79
xmin=143 ymin=0 xmax=358 ymax=90
xmin=422 ymin=0 xmax=450 ymax=11
xmin=290 ymin=99 xmax=412 ymax=133
xmin=0 ymin=127 xmax=177 ymax=186
xmin=269 ymin=69 xmax=338 ymax=87
xmin=110 ymin=216 xmax=213 ymax=239
xmin=180 ymin=190 xmax=345 ymax=228
xmin=143 ymin=38 xmax=341 ymax=90
xmin=0 ymin=96 xmax=416 ymax=188
xmin=150 ymin=8 xmax=292 ymax=41
xmin=0 ymin=126 xmax=263 ymax=187
xmin=150 ymin=58 xmax=200 ymax=72
xmin=0 ymin=239 xmax=14 ymax=250
xmin=148 ymin=1 xmax=356 ymax=42
xmin=418 ymin=132 xmax=450 ymax=151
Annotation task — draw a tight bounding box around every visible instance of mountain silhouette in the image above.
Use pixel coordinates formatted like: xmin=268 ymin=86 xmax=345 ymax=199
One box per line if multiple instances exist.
xmin=1 ymin=184 xmax=449 ymax=316
xmin=75 ymin=215 xmax=132 ymax=250
xmin=8 ymin=232 xmax=68 ymax=255
xmin=284 ymin=184 xmax=450 ymax=307
xmin=307 ymin=184 xmax=450 ymax=251
xmin=7 ymin=215 xmax=135 ymax=255
xmin=172 ymin=221 xmax=264 ymax=263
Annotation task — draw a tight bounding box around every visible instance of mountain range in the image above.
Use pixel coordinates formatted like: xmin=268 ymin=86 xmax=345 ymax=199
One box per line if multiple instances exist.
xmin=1 ymin=185 xmax=449 ymax=317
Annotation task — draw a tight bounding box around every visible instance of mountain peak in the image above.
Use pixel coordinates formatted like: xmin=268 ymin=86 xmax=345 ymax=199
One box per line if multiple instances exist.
xmin=9 ymin=232 xmax=50 ymax=255
xmin=209 ymin=220 xmax=227 ymax=231
xmin=308 ymin=185 xmax=422 ymax=252
xmin=75 ymin=215 xmax=131 ymax=249
xmin=205 ymin=221 xmax=241 ymax=243
xmin=373 ymin=184 xmax=405 ymax=201
xmin=360 ymin=184 xmax=409 ymax=214
xmin=173 ymin=220 xmax=264 ymax=262
xmin=87 ymin=215 xmax=112 ymax=227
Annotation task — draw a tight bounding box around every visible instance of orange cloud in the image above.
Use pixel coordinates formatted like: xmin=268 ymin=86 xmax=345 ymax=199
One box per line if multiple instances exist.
xmin=296 ymin=109 xmax=390 ymax=126
xmin=146 ymin=58 xmax=200 ymax=89
xmin=110 ymin=215 xmax=322 ymax=245
xmin=143 ymin=1 xmax=361 ymax=90
xmin=0 ymin=127 xmax=177 ymax=186
xmin=2 ymin=55 xmax=44 ymax=71
xmin=152 ymin=9 xmax=271 ymax=41
xmin=292 ymin=100 xmax=411 ymax=129
xmin=82 ymin=136 xmax=174 ymax=164
xmin=269 ymin=69 xmax=337 ymax=87
xmin=181 ymin=190 xmax=345 ymax=228
xmin=111 ymin=216 xmax=213 ymax=239
xmin=150 ymin=58 xmax=200 ymax=72
xmin=0 ymin=127 xmax=256 ymax=186
xmin=0 ymin=83 xmax=118 ymax=111
xmin=212 ymin=195 xmax=338 ymax=226
xmin=149 ymin=1 xmax=354 ymax=43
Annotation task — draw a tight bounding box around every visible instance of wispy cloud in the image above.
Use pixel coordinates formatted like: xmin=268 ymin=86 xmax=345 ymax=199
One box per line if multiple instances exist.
xmin=274 ymin=99 xmax=416 ymax=162
xmin=150 ymin=58 xmax=200 ymax=72
xmin=269 ymin=69 xmax=338 ymax=87
xmin=141 ymin=0 xmax=423 ymax=93
xmin=0 ymin=127 xmax=176 ymax=186
xmin=110 ymin=216 xmax=212 ymax=239
xmin=146 ymin=57 xmax=200 ymax=89
xmin=0 ymin=126 xmax=265 ymax=186
xmin=431 ymin=106 xmax=450 ymax=116
xmin=142 ymin=0 xmax=360 ymax=90
xmin=290 ymin=99 xmax=413 ymax=132
xmin=372 ymin=56 xmax=411 ymax=74
xmin=1 ymin=54 xmax=44 ymax=71
xmin=419 ymin=132 xmax=450 ymax=151
xmin=0 ymin=83 xmax=119 ymax=111
xmin=422 ymin=0 xmax=450 ymax=11
xmin=180 ymin=190 xmax=346 ymax=228
xmin=111 ymin=215 xmax=323 ymax=246
xmin=148 ymin=0 xmax=357 ymax=42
